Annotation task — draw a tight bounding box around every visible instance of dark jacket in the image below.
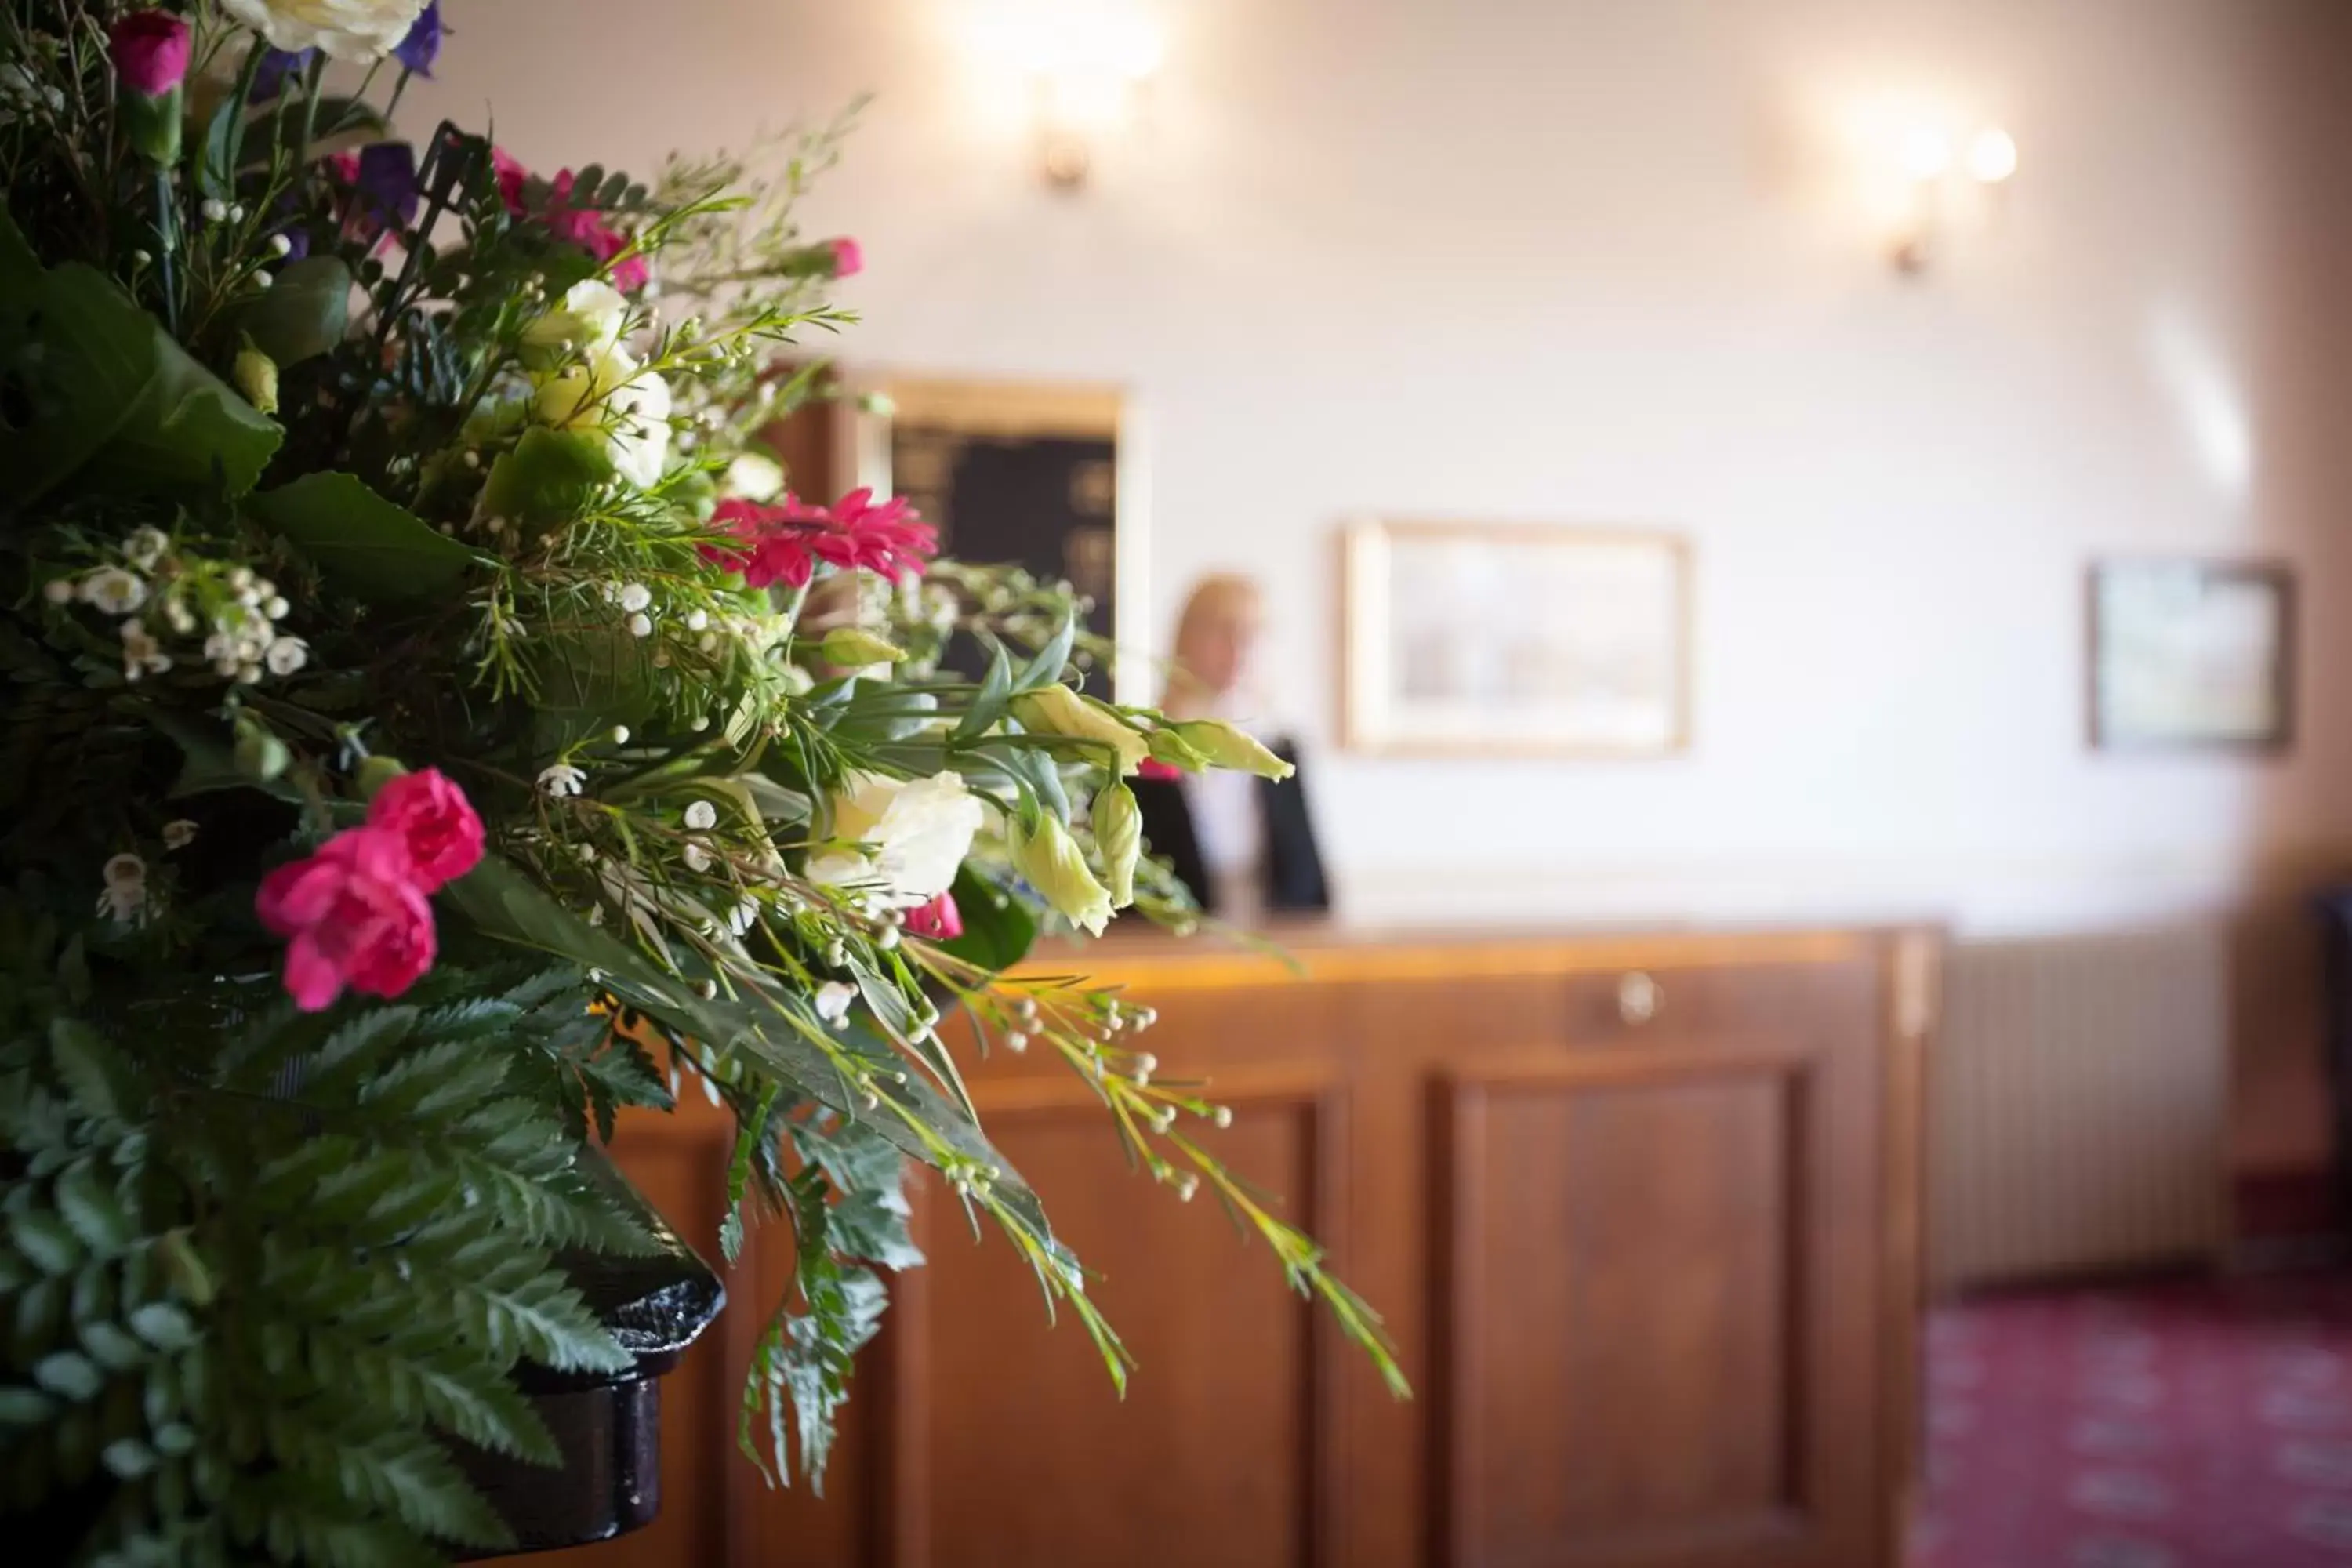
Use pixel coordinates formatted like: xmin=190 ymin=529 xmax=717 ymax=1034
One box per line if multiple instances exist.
xmin=1129 ymin=739 xmax=1329 ymax=916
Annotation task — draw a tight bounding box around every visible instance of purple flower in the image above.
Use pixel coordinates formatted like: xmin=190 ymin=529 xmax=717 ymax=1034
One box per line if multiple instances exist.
xmin=252 ymin=47 xmax=315 ymax=102
xmin=392 ymin=2 xmax=444 ymax=78
xmin=354 ymin=142 xmax=420 ymax=231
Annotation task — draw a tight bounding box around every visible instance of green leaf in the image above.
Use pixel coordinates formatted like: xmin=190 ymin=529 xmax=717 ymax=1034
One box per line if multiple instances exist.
xmin=477 ymin=426 xmax=613 ymax=533
xmin=1013 ymin=612 xmax=1078 ymax=693
xmin=9 ymin=1207 xmax=82 ymax=1275
xmin=0 ymin=262 xmax=162 ymax=506
xmin=936 ymin=866 xmax=1038 ymax=974
xmin=232 ymin=256 xmax=352 ymax=365
xmin=50 ymin=1018 xmax=136 ymax=1123
xmin=952 ymin=640 xmax=1016 ymax=746
xmin=0 ymin=263 xmax=284 ymax=505
xmin=32 ymin=1350 xmax=102 ymax=1402
xmin=54 ymin=1160 xmax=133 ymax=1255
xmin=129 ymin=1302 xmax=198 ymax=1352
xmin=0 ymin=1386 xmax=53 ymax=1427
xmin=248 ymin=473 xmax=489 ymax=602
xmin=0 ymin=205 xmax=37 ymax=294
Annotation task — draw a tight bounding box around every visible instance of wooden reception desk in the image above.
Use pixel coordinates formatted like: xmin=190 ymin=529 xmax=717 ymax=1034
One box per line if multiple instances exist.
xmin=548 ymin=923 xmax=1936 ymax=1568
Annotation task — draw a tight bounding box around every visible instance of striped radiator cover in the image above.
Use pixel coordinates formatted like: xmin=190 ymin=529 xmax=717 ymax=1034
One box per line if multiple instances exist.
xmin=1930 ymin=923 xmax=2230 ymax=1292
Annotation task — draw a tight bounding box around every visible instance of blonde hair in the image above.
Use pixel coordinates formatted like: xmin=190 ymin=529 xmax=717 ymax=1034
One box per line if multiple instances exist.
xmin=1164 ymin=574 xmax=1264 ymax=711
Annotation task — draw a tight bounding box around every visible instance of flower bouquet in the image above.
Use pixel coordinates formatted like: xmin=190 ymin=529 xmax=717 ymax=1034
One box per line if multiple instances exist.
xmin=0 ymin=2 xmax=1400 ymax=1560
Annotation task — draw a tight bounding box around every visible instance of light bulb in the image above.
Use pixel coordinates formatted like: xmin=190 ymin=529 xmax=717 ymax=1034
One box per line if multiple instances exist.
xmin=1969 ymin=126 xmax=2019 ymax=183
xmin=1901 ymin=127 xmax=1953 ymax=181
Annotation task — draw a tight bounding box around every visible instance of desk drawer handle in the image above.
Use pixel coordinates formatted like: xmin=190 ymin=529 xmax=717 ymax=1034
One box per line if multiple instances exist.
xmin=1617 ymin=971 xmax=1661 ymax=1025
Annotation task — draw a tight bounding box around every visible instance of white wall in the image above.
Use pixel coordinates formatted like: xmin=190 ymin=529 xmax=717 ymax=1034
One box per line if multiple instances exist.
xmin=412 ymin=0 xmax=2352 ymax=938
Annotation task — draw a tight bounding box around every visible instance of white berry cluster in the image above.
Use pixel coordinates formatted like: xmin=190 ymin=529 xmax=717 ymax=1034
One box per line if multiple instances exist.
xmin=43 ymin=528 xmax=304 ymax=685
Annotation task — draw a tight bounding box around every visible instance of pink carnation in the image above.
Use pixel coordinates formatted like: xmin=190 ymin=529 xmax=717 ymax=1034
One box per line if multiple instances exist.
xmin=548 ymin=169 xmax=648 ymax=292
xmin=256 ymin=829 xmax=437 ymax=1012
xmin=365 ymin=768 xmax=484 ymax=891
xmin=109 ymin=11 xmax=190 ymax=97
xmin=1136 ymin=758 xmax=1182 ymax=782
xmin=491 ymin=146 xmax=529 ymax=216
xmin=826 ymin=238 xmax=862 ymax=278
xmin=904 ymin=891 xmax=962 ymax=941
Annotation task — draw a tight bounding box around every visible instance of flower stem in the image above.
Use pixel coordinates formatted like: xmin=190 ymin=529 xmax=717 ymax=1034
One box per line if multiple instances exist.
xmin=152 ymin=167 xmax=179 ymax=337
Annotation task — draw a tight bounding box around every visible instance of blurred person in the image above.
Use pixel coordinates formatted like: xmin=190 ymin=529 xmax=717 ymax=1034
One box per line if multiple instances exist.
xmin=1131 ymin=574 xmax=1329 ymax=920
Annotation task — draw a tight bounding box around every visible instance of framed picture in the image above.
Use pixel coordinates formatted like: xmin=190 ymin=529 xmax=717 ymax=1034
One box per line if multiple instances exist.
xmin=2087 ymin=557 xmax=2295 ymax=751
xmin=848 ymin=376 xmax=1146 ymax=702
xmin=1341 ymin=520 xmax=1692 ymax=756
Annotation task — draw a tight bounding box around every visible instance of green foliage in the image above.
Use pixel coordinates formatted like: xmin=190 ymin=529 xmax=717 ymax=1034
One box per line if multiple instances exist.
xmin=246 ymin=474 xmax=488 ymax=603
xmin=231 ymin=260 xmax=354 ymax=368
xmin=0 ymin=935 xmax=662 ymax=1566
xmin=0 ymin=209 xmax=281 ymax=510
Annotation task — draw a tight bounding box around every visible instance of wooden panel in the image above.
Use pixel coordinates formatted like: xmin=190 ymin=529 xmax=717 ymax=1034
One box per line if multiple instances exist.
xmin=535 ymin=927 xmax=1922 ymax=1568
xmin=1435 ymin=990 xmax=1886 ymax=1566
xmin=885 ymin=1075 xmax=1345 ymax=1568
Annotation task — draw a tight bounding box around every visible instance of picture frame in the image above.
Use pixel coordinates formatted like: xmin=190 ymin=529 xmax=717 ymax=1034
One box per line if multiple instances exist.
xmin=844 ymin=376 xmax=1147 ymax=704
xmin=1341 ymin=520 xmax=1692 ymax=757
xmin=2086 ymin=557 xmax=2295 ymax=753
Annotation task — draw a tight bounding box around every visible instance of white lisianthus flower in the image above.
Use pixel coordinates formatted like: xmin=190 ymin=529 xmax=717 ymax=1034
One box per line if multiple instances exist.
xmin=606 ymin=369 xmax=673 ymax=489
xmin=681 ymin=843 xmax=713 ymax=873
xmin=538 ymin=763 xmax=587 ymax=797
xmin=805 ymin=771 xmax=983 ymax=909
xmin=617 ymin=583 xmax=652 ymax=613
xmin=521 ymin=280 xmax=631 ymax=362
xmin=815 ymin=980 xmax=858 ymax=1029
xmin=724 ymin=452 xmax=786 ymax=501
xmin=217 ymin=0 xmax=429 ymax=61
xmin=162 ymin=821 xmax=198 ymax=851
xmin=533 ymin=343 xmax=673 ymax=489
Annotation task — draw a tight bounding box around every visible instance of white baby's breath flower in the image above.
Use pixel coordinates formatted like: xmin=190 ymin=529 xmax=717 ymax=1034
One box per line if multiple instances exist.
xmin=80 ymin=568 xmax=146 ymax=615
xmin=124 ymin=528 xmax=169 ymax=570
xmin=96 ymin=854 xmax=149 ymax=926
xmin=684 ymin=608 xmax=710 ymax=633
xmin=815 ymin=981 xmax=858 ymax=1029
xmin=538 ymin=763 xmax=587 ymax=797
xmin=683 ymin=800 xmax=718 ymax=831
xmin=626 ymin=612 xmax=653 ymax=639
xmin=609 ymin=725 xmax=630 ymax=746
xmin=263 ymin=595 xmax=289 ymax=620
xmin=162 ymin=821 xmax=198 ymax=851
xmin=681 ymin=843 xmax=713 ymax=873
xmin=263 ymin=637 xmax=308 ymax=677
xmin=42 ymin=578 xmax=74 ymax=605
xmin=119 ymin=621 xmax=170 ymax=681
xmin=217 ymin=0 xmax=430 ymax=62
xmin=617 ymin=583 xmax=652 ymax=613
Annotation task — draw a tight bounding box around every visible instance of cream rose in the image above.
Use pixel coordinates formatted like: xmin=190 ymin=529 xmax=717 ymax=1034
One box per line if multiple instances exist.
xmin=805 ymin=771 xmax=983 ymax=909
xmin=218 ymin=0 xmax=429 ymax=61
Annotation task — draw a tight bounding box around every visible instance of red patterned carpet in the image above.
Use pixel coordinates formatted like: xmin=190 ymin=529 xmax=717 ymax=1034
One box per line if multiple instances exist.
xmin=1915 ymin=1272 xmax=2352 ymax=1568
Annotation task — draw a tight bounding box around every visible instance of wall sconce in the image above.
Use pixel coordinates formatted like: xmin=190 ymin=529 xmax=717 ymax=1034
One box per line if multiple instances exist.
xmin=975 ymin=2 xmax=1164 ymax=192
xmin=1888 ymin=123 xmax=2017 ymax=274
